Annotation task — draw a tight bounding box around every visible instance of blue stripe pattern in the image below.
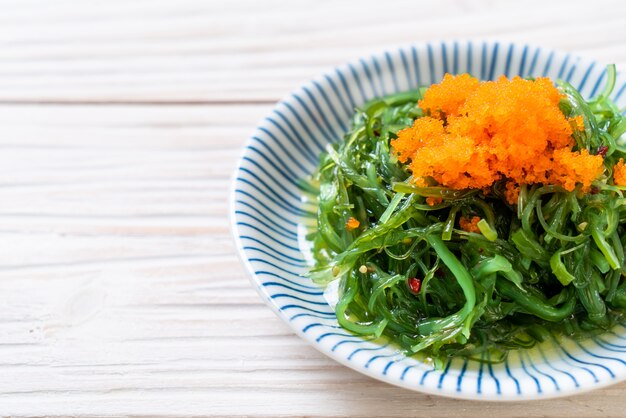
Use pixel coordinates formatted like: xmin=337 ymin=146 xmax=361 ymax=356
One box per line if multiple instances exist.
xmin=232 ymin=41 xmax=626 ymax=400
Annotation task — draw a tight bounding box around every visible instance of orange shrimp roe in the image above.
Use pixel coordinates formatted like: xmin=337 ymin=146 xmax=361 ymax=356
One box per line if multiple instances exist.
xmin=614 ymin=159 xmax=626 ymax=186
xmin=419 ymin=73 xmax=480 ymax=118
xmin=504 ymin=181 xmax=520 ymax=205
xmin=570 ymin=115 xmax=585 ymax=131
xmin=459 ymin=216 xmax=481 ymax=233
xmin=425 ymin=196 xmax=443 ymax=206
xmin=345 ymin=217 xmax=360 ymax=231
xmin=391 ymin=74 xmax=604 ymax=204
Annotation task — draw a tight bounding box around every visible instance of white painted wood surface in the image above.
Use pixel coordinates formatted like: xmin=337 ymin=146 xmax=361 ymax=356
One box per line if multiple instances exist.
xmin=0 ymin=0 xmax=625 ymax=416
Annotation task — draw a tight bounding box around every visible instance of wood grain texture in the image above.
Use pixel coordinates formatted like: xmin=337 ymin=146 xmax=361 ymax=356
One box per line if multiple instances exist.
xmin=0 ymin=0 xmax=625 ymax=416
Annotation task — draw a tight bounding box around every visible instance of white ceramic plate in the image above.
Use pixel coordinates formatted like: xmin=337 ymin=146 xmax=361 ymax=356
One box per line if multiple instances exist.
xmin=231 ymin=40 xmax=626 ymax=400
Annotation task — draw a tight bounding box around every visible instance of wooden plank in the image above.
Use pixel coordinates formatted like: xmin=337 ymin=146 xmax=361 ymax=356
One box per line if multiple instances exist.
xmin=0 ymin=0 xmax=623 ymax=102
xmin=0 ymin=105 xmax=267 ymax=273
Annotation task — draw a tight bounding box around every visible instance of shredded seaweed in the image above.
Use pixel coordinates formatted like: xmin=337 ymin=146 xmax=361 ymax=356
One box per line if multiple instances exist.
xmin=307 ymin=67 xmax=626 ymax=366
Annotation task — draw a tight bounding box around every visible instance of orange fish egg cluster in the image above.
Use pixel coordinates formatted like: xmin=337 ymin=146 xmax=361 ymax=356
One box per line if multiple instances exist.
xmin=614 ymin=159 xmax=626 ymax=186
xmin=345 ymin=217 xmax=360 ymax=231
xmin=390 ymin=74 xmax=605 ymax=204
xmin=425 ymin=196 xmax=443 ymax=206
xmin=459 ymin=216 xmax=481 ymax=233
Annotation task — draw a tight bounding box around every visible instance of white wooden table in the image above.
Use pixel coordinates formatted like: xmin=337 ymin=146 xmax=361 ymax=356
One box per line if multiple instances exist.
xmin=1 ymin=0 xmax=625 ymax=416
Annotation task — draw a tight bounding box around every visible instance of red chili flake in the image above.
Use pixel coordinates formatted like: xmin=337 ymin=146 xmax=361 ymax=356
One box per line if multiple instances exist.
xmin=407 ymin=277 xmax=422 ymax=294
xmin=590 ymin=186 xmax=600 ymax=195
xmin=597 ymin=145 xmax=609 ymax=157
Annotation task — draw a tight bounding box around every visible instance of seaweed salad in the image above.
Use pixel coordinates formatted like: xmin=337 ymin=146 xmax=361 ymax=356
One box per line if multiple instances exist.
xmin=308 ymin=66 xmax=626 ymax=366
